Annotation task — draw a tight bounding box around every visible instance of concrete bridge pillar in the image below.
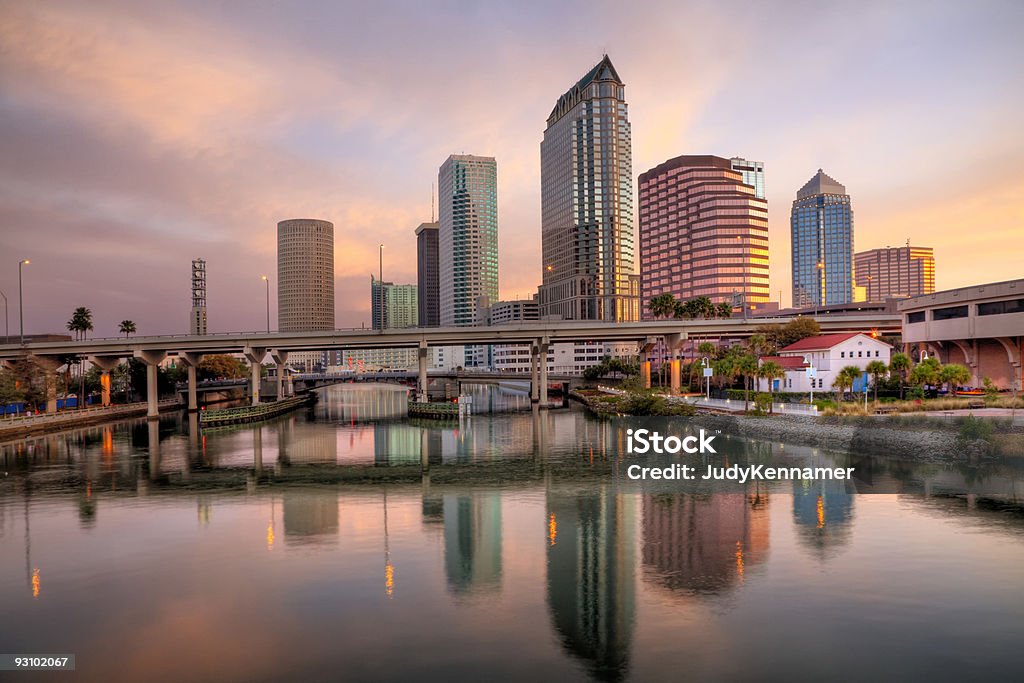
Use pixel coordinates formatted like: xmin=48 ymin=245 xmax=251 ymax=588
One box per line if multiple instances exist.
xmin=530 ymin=343 xmax=540 ymax=403
xmin=417 ymin=341 xmax=428 ymax=403
xmin=89 ymin=356 xmax=121 ymax=407
xmin=271 ymin=350 xmax=288 ymax=400
xmin=243 ymin=347 xmax=266 ymax=405
xmin=664 ymin=333 xmax=687 ymax=394
xmin=134 ymin=350 xmax=167 ymax=419
xmin=538 ymin=337 xmax=550 ymax=408
xmin=176 ymin=352 xmax=204 ymax=411
xmin=640 ymin=339 xmax=656 ymax=390
xmin=30 ymin=355 xmax=62 ymax=413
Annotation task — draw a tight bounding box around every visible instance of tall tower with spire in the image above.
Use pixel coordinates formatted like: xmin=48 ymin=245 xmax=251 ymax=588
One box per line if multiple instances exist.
xmin=790 ymin=169 xmax=854 ymax=308
xmin=538 ymin=55 xmax=636 ymax=321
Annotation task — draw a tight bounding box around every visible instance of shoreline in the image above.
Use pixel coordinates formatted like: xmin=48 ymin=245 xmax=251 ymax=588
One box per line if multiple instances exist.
xmin=571 ymin=390 xmax=1018 ymax=463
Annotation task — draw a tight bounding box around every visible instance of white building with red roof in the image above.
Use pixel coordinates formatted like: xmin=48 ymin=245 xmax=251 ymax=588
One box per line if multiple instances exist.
xmin=764 ymin=332 xmax=892 ymax=393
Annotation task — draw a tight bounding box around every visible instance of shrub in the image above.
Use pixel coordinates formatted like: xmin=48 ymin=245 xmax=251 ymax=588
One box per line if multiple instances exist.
xmin=753 ymin=392 xmax=772 ymax=415
xmin=958 ymin=416 xmax=995 ymax=442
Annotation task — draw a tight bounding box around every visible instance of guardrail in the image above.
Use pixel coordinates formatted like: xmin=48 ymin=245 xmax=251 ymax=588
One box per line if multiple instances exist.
xmin=595 ymin=386 xmax=818 ymax=416
xmin=0 ymin=399 xmax=180 ymax=429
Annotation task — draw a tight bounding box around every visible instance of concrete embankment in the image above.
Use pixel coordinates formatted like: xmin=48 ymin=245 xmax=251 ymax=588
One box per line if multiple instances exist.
xmin=571 ymin=390 xmax=999 ymax=463
xmin=0 ymin=400 xmax=180 ymax=440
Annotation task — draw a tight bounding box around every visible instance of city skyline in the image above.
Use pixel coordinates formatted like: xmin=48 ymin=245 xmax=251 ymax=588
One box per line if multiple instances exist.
xmin=1 ymin=1 xmax=1022 ymax=337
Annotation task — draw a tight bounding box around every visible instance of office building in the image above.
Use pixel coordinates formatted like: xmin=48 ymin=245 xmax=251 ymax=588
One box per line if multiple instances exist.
xmin=277 ymin=218 xmax=335 ymax=331
xmin=855 ymin=245 xmax=935 ymax=301
xmin=190 ymin=258 xmax=207 ymax=335
xmin=370 ymin=278 xmax=418 ymax=330
xmin=729 ymin=157 xmax=765 ymax=199
xmin=415 ymin=222 xmax=440 ymax=327
xmin=638 ymin=155 xmax=769 ymax=315
xmin=438 ymin=155 xmax=498 ymax=328
xmin=538 ymin=55 xmax=636 ymax=321
xmin=791 ymin=170 xmax=854 ymax=308
xmin=489 ymin=296 xmax=540 ymax=325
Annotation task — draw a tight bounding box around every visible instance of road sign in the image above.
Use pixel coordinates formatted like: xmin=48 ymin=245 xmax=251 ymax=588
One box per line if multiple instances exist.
xmin=703 ymin=368 xmax=713 ymax=378
xmin=807 ymin=366 xmax=816 ymax=378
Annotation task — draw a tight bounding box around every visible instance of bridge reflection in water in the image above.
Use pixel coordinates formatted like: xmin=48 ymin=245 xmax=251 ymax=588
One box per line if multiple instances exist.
xmin=3 ymin=384 xmax=1024 ymax=682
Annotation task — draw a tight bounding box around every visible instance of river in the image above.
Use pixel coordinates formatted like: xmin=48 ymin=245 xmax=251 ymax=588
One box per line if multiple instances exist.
xmin=1 ymin=383 xmax=1023 ymax=682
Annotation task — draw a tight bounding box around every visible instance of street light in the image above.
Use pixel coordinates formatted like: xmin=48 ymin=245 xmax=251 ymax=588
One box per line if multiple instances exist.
xmin=0 ymin=288 xmax=8 ymax=345
xmin=18 ymin=259 xmax=29 ymax=345
xmin=261 ymin=275 xmax=270 ymax=333
xmin=814 ymin=260 xmax=825 ymax=317
xmin=736 ymin=235 xmax=747 ymax=322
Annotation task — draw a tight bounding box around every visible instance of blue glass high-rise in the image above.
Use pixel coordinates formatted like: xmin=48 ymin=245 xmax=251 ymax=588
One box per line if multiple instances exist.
xmin=790 ymin=169 xmax=854 ymax=309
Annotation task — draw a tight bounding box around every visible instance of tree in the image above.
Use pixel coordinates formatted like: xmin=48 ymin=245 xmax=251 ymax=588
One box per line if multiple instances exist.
xmin=647 ymin=294 xmax=678 ymax=319
xmin=66 ymin=306 xmax=94 ymax=341
xmin=734 ymin=353 xmax=760 ymax=412
xmin=908 ymin=357 xmax=942 ymax=390
xmin=940 ymin=363 xmax=972 ymax=394
xmin=865 ymin=360 xmax=888 ymax=403
xmin=757 ymin=360 xmax=785 ymax=413
xmin=716 ymin=301 xmax=734 ymax=319
xmin=758 ymin=317 xmax=821 ymax=349
xmin=119 ymin=320 xmax=137 ymax=338
xmin=832 ymin=365 xmax=862 ymax=403
xmin=673 ymin=298 xmax=697 ymax=319
xmin=697 ymin=341 xmax=717 ymax=358
xmin=889 ymin=352 xmax=911 ymax=399
xmin=692 ymin=296 xmax=715 ymax=319
xmin=198 ymin=354 xmax=247 ymax=380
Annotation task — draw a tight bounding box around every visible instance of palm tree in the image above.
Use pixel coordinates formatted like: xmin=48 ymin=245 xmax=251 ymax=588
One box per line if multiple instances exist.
xmin=889 ymin=352 xmax=911 ymax=399
xmin=909 ymin=357 xmax=942 ymax=392
xmin=692 ymin=296 xmax=714 ymax=319
xmin=734 ymin=353 xmax=759 ymax=412
xmin=647 ymin=294 xmax=677 ymax=319
xmin=716 ymin=301 xmax=734 ymax=319
xmin=940 ymin=363 xmax=972 ymax=395
xmin=758 ymin=360 xmax=785 ymax=413
xmin=119 ymin=320 xmax=137 ymax=339
xmin=864 ymin=360 xmax=888 ymax=403
xmin=832 ymin=365 xmax=862 ymax=404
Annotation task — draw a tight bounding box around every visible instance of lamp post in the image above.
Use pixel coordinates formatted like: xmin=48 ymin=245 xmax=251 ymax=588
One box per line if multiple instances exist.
xmin=0 ymin=288 xmax=8 ymax=345
xmin=737 ymin=235 xmax=747 ymax=322
xmin=261 ymin=275 xmax=270 ymax=333
xmin=814 ymin=260 xmax=824 ymax=317
xmin=18 ymin=259 xmax=29 ymax=345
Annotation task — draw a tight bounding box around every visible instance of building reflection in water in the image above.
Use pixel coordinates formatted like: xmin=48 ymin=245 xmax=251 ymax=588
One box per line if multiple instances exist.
xmin=641 ymin=492 xmax=769 ymax=596
xmin=792 ymin=478 xmax=855 ymax=561
xmin=282 ymin=491 xmax=339 ymax=546
xmin=442 ymin=492 xmax=502 ymax=597
xmin=546 ymin=484 xmax=635 ymax=682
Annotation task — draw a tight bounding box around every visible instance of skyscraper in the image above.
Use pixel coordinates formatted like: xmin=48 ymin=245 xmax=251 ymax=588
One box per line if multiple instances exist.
xmin=190 ymin=258 xmax=207 ymax=335
xmin=415 ymin=221 xmax=440 ymax=327
xmin=638 ymin=155 xmax=769 ymax=315
xmin=438 ymin=155 xmax=498 ymax=328
xmin=855 ymin=245 xmax=935 ymax=301
xmin=729 ymin=157 xmax=765 ymax=199
xmin=539 ymin=55 xmax=636 ymax=321
xmin=370 ymin=278 xmax=418 ymax=330
xmin=791 ymin=170 xmax=854 ymax=308
xmin=277 ymin=218 xmax=335 ymax=331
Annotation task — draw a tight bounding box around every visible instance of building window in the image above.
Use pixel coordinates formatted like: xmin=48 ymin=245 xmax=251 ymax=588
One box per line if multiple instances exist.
xmin=978 ymin=298 xmax=1024 ymax=316
xmin=932 ymin=305 xmax=969 ymax=321
xmin=906 ymin=311 xmax=925 ymax=323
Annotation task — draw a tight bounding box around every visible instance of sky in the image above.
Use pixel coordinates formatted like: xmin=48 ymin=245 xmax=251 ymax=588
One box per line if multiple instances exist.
xmin=1 ymin=0 xmax=1022 ymax=338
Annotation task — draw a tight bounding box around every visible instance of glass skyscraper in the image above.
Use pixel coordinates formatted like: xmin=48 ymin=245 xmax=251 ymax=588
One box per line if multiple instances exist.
xmin=539 ymin=55 xmax=636 ymax=321
xmin=790 ymin=169 xmax=854 ymax=308
xmin=729 ymin=157 xmax=765 ymax=199
xmin=438 ymin=155 xmax=498 ymax=329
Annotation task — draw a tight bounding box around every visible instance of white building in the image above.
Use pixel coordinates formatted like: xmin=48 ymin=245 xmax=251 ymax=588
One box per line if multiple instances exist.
xmin=767 ymin=332 xmax=891 ymax=393
xmin=493 ymin=340 xmax=637 ymax=375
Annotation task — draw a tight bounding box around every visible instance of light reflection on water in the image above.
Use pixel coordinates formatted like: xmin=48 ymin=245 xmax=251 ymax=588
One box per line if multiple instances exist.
xmin=1 ymin=383 xmax=1023 ymax=682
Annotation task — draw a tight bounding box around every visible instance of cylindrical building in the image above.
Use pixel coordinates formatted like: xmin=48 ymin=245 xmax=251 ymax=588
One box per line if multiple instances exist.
xmin=277 ymin=219 xmax=335 ymax=332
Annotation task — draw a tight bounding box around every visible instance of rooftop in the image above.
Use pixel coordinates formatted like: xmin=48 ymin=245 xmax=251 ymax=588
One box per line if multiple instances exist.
xmin=778 ymin=333 xmax=863 ymax=353
xmin=796 ymin=169 xmax=847 ymax=199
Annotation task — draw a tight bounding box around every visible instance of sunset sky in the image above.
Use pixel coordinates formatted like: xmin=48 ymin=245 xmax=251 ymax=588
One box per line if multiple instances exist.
xmin=1 ymin=0 xmax=1021 ymax=337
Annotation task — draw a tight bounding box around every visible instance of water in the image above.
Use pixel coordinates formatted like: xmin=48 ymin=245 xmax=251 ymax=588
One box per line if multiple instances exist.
xmin=2 ymin=383 xmax=1023 ymax=682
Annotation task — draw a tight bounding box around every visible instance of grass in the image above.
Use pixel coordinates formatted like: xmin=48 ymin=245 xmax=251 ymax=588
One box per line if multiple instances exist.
xmin=820 ymin=395 xmax=1024 ymax=416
